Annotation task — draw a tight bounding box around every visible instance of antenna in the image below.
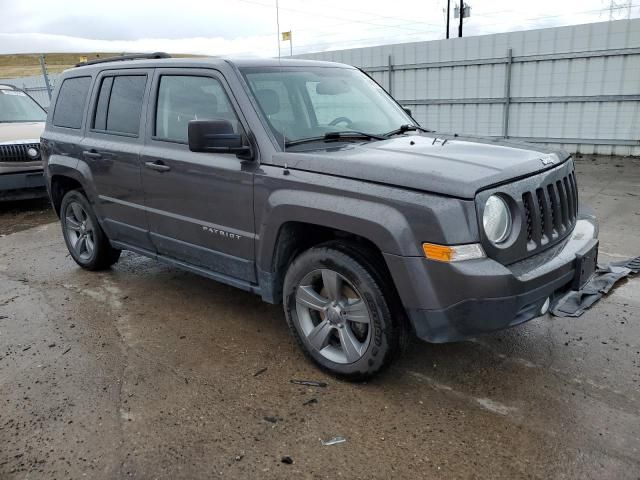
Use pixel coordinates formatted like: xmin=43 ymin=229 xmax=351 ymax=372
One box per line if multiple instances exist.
xmin=275 ymin=0 xmax=286 ymax=151
xmin=276 ymin=0 xmax=281 ymax=59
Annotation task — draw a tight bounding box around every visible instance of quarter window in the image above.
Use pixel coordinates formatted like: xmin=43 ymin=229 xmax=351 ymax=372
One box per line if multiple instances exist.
xmin=52 ymin=76 xmax=92 ymax=129
xmin=93 ymin=75 xmax=147 ymax=135
xmin=155 ymin=75 xmax=240 ymax=143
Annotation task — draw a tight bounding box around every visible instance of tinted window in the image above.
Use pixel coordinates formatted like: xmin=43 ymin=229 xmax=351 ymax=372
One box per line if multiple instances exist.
xmin=52 ymin=76 xmax=92 ymax=129
xmin=102 ymin=75 xmax=147 ymax=135
xmin=155 ymin=75 xmax=239 ymax=143
xmin=93 ymin=77 xmax=113 ymax=131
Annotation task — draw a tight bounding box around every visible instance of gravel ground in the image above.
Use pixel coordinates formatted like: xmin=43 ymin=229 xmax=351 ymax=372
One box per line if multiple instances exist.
xmin=0 ymin=155 xmax=639 ymax=479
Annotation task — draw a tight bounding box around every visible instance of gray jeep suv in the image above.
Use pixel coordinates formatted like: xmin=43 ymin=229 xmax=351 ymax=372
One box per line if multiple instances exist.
xmin=41 ymin=53 xmax=599 ymax=379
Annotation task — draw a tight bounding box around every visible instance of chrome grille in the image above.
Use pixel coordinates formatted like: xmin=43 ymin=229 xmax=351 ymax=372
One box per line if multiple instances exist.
xmin=0 ymin=143 xmax=40 ymax=163
xmin=522 ymin=171 xmax=578 ymax=250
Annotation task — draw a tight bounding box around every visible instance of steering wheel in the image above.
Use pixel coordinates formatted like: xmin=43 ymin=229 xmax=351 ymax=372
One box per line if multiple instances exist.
xmin=328 ymin=116 xmax=354 ymax=128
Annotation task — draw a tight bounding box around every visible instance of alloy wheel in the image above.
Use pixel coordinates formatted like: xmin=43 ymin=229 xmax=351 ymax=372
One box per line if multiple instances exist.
xmin=65 ymin=201 xmax=95 ymax=261
xmin=295 ymin=268 xmax=372 ymax=364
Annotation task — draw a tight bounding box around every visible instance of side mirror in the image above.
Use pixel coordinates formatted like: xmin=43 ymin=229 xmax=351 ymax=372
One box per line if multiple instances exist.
xmin=188 ymin=119 xmax=252 ymax=158
xmin=403 ymin=107 xmax=413 ymax=117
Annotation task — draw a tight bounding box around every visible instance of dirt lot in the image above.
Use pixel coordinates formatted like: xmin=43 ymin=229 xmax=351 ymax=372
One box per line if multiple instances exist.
xmin=1 ymin=156 xmax=639 ymax=479
xmin=0 ymin=198 xmax=56 ymax=237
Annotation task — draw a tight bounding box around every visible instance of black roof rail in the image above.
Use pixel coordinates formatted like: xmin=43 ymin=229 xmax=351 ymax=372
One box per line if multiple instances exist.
xmin=75 ymin=52 xmax=171 ymax=67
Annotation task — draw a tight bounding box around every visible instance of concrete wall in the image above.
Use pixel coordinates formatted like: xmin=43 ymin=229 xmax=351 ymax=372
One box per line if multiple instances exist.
xmin=295 ymin=19 xmax=640 ymax=156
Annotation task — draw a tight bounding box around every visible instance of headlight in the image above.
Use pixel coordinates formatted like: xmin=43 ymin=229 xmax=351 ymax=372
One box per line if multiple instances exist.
xmin=27 ymin=147 xmax=40 ymax=159
xmin=483 ymin=195 xmax=511 ymax=244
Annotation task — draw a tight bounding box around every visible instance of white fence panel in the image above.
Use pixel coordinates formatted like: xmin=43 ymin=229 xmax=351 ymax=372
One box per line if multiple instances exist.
xmin=295 ymin=19 xmax=640 ymax=156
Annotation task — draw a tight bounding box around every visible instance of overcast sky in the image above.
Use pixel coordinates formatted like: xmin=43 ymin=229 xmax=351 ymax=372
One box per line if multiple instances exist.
xmin=0 ymin=0 xmax=638 ymax=56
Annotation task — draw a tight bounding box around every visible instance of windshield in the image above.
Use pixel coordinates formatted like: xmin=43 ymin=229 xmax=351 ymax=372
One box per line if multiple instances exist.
xmin=241 ymin=66 xmax=413 ymax=147
xmin=0 ymin=89 xmax=47 ymax=122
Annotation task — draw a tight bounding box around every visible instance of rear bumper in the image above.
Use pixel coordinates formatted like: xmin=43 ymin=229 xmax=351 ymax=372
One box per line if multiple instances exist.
xmin=385 ymin=211 xmax=598 ymax=342
xmin=0 ymin=169 xmax=46 ymax=200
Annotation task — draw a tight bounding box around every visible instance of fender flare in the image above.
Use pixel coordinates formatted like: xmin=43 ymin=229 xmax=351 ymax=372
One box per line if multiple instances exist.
xmin=256 ymin=189 xmax=421 ymax=273
xmin=47 ymin=155 xmax=106 ymax=221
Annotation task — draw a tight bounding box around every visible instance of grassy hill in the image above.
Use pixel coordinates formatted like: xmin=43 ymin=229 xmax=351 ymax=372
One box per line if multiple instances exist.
xmin=0 ymin=52 xmax=200 ymax=79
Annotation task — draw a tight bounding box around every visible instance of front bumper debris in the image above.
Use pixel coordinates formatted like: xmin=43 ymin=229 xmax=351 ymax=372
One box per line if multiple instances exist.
xmin=551 ymin=256 xmax=639 ymax=317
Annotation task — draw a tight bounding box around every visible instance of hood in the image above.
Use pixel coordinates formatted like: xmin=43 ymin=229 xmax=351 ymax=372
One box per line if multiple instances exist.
xmin=271 ymin=134 xmax=569 ymax=199
xmin=0 ymin=122 xmax=45 ymax=144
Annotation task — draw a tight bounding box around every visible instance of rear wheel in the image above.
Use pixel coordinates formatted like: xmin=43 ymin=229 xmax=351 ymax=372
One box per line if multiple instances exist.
xmin=283 ymin=244 xmax=401 ymax=380
xmin=60 ymin=190 xmax=121 ymax=270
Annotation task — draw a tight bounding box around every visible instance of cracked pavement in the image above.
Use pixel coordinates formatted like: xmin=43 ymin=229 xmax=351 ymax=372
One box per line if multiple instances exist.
xmin=0 ymin=156 xmax=639 ymax=479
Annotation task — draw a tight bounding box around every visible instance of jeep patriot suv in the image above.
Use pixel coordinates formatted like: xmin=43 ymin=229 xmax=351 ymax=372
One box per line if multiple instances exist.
xmin=0 ymin=84 xmax=47 ymax=200
xmin=41 ymin=53 xmax=599 ymax=379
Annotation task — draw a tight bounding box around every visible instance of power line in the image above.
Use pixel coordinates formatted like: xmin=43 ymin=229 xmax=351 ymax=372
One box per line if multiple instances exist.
xmin=228 ymin=0 xmax=444 ymax=33
xmin=232 ymin=0 xmax=640 ymax=57
xmin=272 ymin=10 xmax=636 ymax=53
xmin=236 ymin=0 xmax=640 ymax=51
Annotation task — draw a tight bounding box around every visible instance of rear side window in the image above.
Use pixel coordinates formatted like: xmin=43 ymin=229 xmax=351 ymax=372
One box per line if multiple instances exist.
xmin=155 ymin=75 xmax=240 ymax=143
xmin=93 ymin=75 xmax=147 ymax=136
xmin=52 ymin=76 xmax=92 ymax=129
xmin=93 ymin=77 xmax=113 ymax=131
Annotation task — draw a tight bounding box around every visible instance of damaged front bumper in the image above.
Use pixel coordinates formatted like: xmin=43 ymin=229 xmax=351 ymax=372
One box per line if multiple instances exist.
xmin=385 ymin=211 xmax=598 ymax=343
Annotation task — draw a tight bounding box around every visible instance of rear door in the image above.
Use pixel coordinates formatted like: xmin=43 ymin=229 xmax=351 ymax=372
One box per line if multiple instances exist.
xmin=140 ymin=69 xmax=257 ymax=282
xmin=81 ymin=69 xmax=153 ymax=250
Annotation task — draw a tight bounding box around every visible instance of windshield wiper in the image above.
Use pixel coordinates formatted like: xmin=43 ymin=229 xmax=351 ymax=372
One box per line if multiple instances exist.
xmin=285 ymin=130 xmax=385 ymax=148
xmin=383 ymin=124 xmax=432 ymax=137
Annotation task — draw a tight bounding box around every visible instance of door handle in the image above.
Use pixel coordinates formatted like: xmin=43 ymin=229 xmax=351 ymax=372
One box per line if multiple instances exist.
xmin=82 ymin=150 xmax=103 ymax=160
xmin=144 ymin=161 xmax=171 ymax=172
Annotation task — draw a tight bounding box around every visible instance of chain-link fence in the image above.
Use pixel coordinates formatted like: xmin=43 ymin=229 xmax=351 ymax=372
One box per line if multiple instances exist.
xmin=1 ymin=73 xmax=58 ymax=109
xmin=0 ymin=54 xmax=101 ymax=109
xmin=0 ymin=55 xmax=59 ymax=109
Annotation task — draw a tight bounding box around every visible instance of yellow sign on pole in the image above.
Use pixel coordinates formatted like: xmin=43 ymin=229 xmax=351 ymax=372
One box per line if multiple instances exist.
xmin=281 ymin=31 xmax=291 ymax=41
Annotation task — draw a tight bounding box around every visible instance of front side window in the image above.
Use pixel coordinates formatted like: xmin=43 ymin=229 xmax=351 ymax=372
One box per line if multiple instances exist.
xmin=52 ymin=76 xmax=92 ymax=128
xmin=0 ymin=88 xmax=47 ymax=123
xmin=155 ymin=75 xmax=240 ymax=143
xmin=241 ymin=67 xmax=412 ymax=147
xmin=93 ymin=75 xmax=146 ymax=135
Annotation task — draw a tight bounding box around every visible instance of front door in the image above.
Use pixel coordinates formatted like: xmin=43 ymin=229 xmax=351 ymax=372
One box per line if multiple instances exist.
xmin=140 ymin=69 xmax=257 ymax=282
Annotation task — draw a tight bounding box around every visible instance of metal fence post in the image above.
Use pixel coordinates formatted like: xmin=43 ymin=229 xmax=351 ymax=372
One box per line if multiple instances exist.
xmin=388 ymin=55 xmax=393 ymax=95
xmin=502 ymin=48 xmax=512 ymax=138
xmin=39 ymin=54 xmax=52 ymax=101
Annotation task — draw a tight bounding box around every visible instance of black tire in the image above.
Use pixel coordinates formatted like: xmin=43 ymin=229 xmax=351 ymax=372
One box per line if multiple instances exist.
xmin=283 ymin=244 xmax=402 ymax=380
xmin=60 ymin=189 xmax=121 ymax=271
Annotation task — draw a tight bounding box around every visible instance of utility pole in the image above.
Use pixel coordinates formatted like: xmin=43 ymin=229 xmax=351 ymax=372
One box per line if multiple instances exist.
xmin=446 ymin=0 xmax=451 ymax=39
xmin=458 ymin=0 xmax=464 ymax=37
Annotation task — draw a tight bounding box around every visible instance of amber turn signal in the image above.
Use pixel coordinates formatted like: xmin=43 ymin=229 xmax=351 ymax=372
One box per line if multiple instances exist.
xmin=422 ymin=243 xmax=453 ymax=262
xmin=422 ymin=243 xmax=485 ymax=262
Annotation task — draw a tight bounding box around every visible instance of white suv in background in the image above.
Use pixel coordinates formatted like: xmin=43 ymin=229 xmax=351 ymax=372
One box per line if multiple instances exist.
xmin=0 ymin=84 xmax=47 ymax=200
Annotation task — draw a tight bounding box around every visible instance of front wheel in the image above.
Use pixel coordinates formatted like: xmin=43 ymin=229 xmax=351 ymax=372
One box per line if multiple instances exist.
xmin=60 ymin=190 xmax=121 ymax=270
xmin=283 ymin=245 xmax=401 ymax=380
